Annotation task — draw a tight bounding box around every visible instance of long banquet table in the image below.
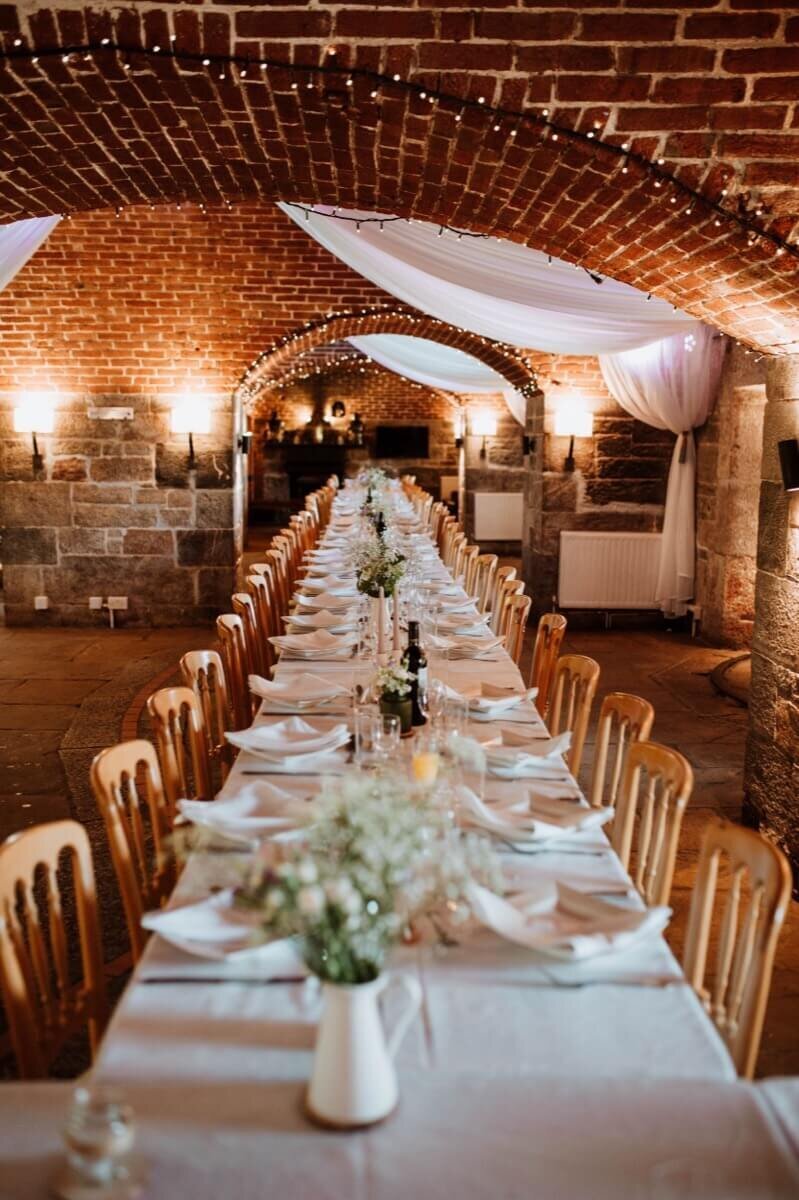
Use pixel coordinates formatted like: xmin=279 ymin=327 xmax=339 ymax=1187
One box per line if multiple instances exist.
xmin=3 ymin=486 xmax=798 ymax=1197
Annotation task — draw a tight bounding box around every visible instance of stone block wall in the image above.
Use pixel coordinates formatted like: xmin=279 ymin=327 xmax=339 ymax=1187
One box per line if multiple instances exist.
xmin=695 ymin=345 xmax=766 ymax=647
xmin=744 ymin=355 xmax=799 ymax=885
xmin=523 ymin=355 xmax=672 ymax=613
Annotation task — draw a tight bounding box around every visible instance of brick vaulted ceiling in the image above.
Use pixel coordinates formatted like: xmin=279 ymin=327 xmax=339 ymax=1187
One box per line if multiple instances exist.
xmin=1 ymin=3 xmax=799 ymax=352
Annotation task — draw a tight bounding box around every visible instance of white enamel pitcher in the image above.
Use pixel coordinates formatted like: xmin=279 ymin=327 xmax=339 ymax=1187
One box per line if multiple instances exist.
xmin=306 ymin=973 xmax=422 ymax=1128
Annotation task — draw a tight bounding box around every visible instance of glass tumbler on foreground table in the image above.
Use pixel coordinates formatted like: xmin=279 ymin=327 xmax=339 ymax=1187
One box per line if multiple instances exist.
xmin=374 ymin=713 xmax=401 ymax=765
xmin=354 ymin=707 xmax=380 ymax=767
xmin=60 ymin=1085 xmax=138 ymax=1192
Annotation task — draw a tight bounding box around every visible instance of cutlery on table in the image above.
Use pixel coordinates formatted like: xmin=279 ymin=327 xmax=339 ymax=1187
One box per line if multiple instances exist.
xmin=140 ymin=975 xmax=306 ymax=986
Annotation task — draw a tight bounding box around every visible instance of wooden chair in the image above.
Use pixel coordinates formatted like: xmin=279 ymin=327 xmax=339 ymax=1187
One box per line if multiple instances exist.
xmin=611 ymin=741 xmax=693 ymax=906
xmin=461 ymin=544 xmax=480 ymax=592
xmin=488 ymin=566 xmax=517 ymax=630
xmin=180 ymin=649 xmax=235 ymax=781
xmin=90 ymin=740 xmax=177 ymax=963
xmin=529 ymin=612 xmax=567 ymax=717
xmin=473 ymin=553 xmax=498 ymax=613
xmin=247 ymin=571 xmax=278 ymax=672
xmin=501 ymin=593 xmax=532 ymax=665
xmin=548 ymin=654 xmax=600 ymax=777
xmin=232 ymin=591 xmax=269 ymax=677
xmin=589 ymin=692 xmax=655 ymax=810
xmin=683 ymin=819 xmax=791 ymax=1079
xmin=216 ymin=613 xmax=255 ymax=729
xmin=147 ymin=686 xmax=215 ymax=809
xmin=0 ymin=820 xmax=108 ymax=1078
xmin=492 ymin=577 xmax=524 ymax=636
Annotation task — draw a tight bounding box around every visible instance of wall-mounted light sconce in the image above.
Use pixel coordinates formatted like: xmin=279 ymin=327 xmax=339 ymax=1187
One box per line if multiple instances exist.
xmin=522 ymin=434 xmax=537 ymax=457
xmin=471 ymin=410 xmax=498 ymax=459
xmin=778 ymin=438 xmax=799 ymax=493
xmin=14 ymin=392 xmax=57 ymax=471
xmin=331 ymin=399 xmax=346 ymax=419
xmin=237 ymin=431 xmax=253 ymax=455
xmin=554 ymin=407 xmax=594 ymax=472
xmin=171 ymin=397 xmax=212 ymax=470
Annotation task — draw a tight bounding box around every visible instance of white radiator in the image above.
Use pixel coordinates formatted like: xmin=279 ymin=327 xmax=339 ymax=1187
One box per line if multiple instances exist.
xmin=558 ymin=531 xmax=662 ymax=609
xmin=473 ymin=492 xmax=523 ymax=541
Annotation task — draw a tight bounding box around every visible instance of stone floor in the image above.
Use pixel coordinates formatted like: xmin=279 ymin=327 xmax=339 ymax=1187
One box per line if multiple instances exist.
xmin=0 ymin=622 xmax=797 ymax=1077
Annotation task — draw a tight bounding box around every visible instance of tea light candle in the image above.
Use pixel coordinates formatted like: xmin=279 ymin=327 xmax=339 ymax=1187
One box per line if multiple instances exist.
xmin=412 ymin=751 xmax=440 ymax=787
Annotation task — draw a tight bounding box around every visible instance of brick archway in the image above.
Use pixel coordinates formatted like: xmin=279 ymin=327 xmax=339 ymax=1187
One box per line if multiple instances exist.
xmin=234 ymin=307 xmax=540 ymax=409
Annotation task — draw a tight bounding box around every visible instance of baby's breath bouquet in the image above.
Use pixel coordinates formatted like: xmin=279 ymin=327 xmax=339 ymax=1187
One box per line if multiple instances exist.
xmin=236 ymin=772 xmax=502 ymax=985
xmin=355 ymin=537 xmax=406 ymax=598
xmin=375 ymin=663 xmax=414 ymax=701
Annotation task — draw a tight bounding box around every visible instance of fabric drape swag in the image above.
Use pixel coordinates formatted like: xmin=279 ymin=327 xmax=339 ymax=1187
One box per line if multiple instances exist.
xmin=348 ymin=333 xmax=526 ymax=424
xmin=282 ymin=204 xmax=693 ymax=356
xmin=0 ymin=216 xmax=60 ymax=293
xmin=600 ymin=325 xmax=726 ymax=617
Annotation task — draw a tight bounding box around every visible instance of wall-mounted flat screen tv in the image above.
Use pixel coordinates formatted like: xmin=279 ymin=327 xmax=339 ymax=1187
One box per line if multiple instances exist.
xmin=374 ymin=424 xmax=430 ymax=459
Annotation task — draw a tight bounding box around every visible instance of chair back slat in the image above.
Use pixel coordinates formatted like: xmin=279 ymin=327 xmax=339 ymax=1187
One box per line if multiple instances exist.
xmin=147 ymin=686 xmax=215 ymax=808
xmin=501 ymin=593 xmax=532 ymax=665
xmin=529 ymin=612 xmax=567 ymax=717
xmin=612 ymin=741 xmax=692 ymax=906
xmin=473 ymin=554 xmax=498 ymax=613
xmin=548 ymin=654 xmax=600 ymax=777
xmin=180 ymin=649 xmax=234 ymax=781
xmin=216 ymin=613 xmax=255 ymax=729
xmin=590 ymin=692 xmax=655 ymax=809
xmin=682 ymin=819 xmax=791 ymax=1078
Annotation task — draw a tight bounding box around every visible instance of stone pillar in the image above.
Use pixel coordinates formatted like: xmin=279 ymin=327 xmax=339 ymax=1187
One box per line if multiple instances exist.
xmin=463 ymin=400 xmax=527 ymax=553
xmin=695 ymin=346 xmax=766 ymax=647
xmin=520 ymin=389 xmax=546 ymax=613
xmin=744 ymin=354 xmax=799 ymax=887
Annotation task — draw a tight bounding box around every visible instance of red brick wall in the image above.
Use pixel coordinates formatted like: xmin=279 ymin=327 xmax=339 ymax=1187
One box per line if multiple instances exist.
xmin=0 ymin=2 xmax=797 ymax=352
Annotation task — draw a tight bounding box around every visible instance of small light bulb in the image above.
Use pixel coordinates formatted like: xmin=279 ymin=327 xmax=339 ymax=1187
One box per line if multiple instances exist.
xmin=393 ymin=73 xmax=400 ymax=81
xmin=101 ymin=37 xmax=109 ymax=45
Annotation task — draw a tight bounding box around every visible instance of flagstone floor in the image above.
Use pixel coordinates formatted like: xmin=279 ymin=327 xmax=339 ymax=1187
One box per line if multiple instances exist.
xmin=0 ymin=622 xmax=796 ymax=1078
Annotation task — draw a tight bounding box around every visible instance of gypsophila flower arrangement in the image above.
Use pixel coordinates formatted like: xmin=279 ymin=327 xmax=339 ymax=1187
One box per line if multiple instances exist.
xmin=375 ymin=663 xmax=414 ymax=701
xmin=236 ymin=771 xmax=502 ymax=984
xmin=355 ymin=539 xmax=406 ymax=598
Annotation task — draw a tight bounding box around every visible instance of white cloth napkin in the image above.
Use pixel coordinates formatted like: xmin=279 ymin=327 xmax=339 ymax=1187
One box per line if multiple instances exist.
xmin=468 ymin=881 xmax=671 ymax=961
xmin=141 ymin=889 xmax=302 ymax=970
xmin=486 ymin=746 xmax=572 ymax=780
xmin=226 ymin=716 xmax=350 ymax=761
xmin=300 ymin=576 xmax=356 ymax=595
xmin=456 ymin=785 xmax=537 ymax=840
xmin=285 ymin=609 xmax=356 ymax=634
xmin=485 ymin=729 xmax=571 ymax=758
xmin=269 ymin=628 xmax=357 ymax=659
xmin=429 ymin=633 xmax=504 ymax=660
xmin=443 ymin=682 xmax=539 ymax=720
xmin=249 ymin=671 xmax=349 ymax=711
xmin=295 ymin=591 xmax=355 ymax=613
xmin=489 ymin=791 xmax=614 ymax=841
xmin=178 ymin=781 xmax=313 ymax=844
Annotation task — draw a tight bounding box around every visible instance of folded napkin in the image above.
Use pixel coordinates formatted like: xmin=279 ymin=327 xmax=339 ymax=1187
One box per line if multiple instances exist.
xmin=470 ymin=683 xmax=539 ymax=721
xmin=429 ymin=633 xmax=504 ymax=660
xmin=468 ymin=881 xmax=671 ymax=962
xmin=486 ymin=746 xmax=573 ymax=781
xmin=300 ymin=575 xmax=356 ymax=594
xmin=526 ymin=793 xmax=614 ymax=835
xmin=456 ymin=785 xmax=537 ymax=841
xmin=178 ymin=781 xmax=313 ymax=845
xmin=437 ymin=607 xmax=487 ymax=631
xmin=284 ymin=609 xmax=356 ymax=634
xmin=269 ymin=628 xmax=358 ymax=659
xmin=295 ymin=591 xmax=355 ymax=613
xmin=226 ymin=716 xmax=350 ymax=761
xmin=485 ymin=729 xmax=571 ymax=758
xmin=249 ymin=671 xmax=349 ymax=711
xmin=141 ymin=889 xmax=303 ymax=970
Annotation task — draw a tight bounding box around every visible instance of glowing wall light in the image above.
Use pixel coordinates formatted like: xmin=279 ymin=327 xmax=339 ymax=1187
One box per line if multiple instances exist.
xmin=171 ymin=396 xmax=212 ymax=469
xmin=470 ymin=409 xmax=498 ymax=459
xmin=14 ymin=391 xmax=57 ymax=470
xmin=553 ymin=405 xmax=594 ymax=472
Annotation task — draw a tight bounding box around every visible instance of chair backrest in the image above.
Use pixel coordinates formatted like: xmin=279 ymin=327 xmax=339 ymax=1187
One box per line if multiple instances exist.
xmin=264 ymin=547 xmax=291 ymax=615
xmin=0 ymin=819 xmax=108 ymax=1078
xmin=247 ymin=572 xmax=278 ymax=669
xmin=216 ymin=613 xmax=255 ymax=729
xmin=446 ymin=530 xmax=467 ymax=572
xmin=180 ymin=649 xmax=234 ymax=781
xmin=488 ymin=565 xmax=517 ymax=627
xmin=611 ymin=741 xmax=692 ymax=906
xmin=548 ymin=654 xmax=600 ymax=777
xmin=473 ymin=554 xmax=498 ymax=613
xmin=529 ymin=612 xmax=567 ymax=716
xmin=90 ymin=740 xmax=176 ymax=963
xmin=492 ymin=577 xmax=524 ymax=636
xmin=589 ymin=692 xmax=655 ymax=810
xmin=232 ymin=590 xmax=269 ymax=678
xmin=460 ymin=544 xmax=480 ymax=594
xmin=501 ymin=593 xmax=532 ymax=665
xmin=683 ymin=819 xmax=791 ymax=1079
xmin=147 ymin=685 xmax=215 ymax=809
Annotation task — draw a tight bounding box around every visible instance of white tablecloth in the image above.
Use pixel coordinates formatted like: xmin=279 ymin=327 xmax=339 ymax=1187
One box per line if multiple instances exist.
xmin=1 ymin=1078 xmax=797 ymax=1199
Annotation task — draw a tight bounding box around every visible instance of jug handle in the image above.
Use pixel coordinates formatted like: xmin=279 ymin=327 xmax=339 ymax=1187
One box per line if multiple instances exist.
xmin=379 ymin=973 xmax=423 ymax=1060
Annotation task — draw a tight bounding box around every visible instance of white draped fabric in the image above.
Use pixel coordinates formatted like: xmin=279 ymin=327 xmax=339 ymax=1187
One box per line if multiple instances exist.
xmin=281 ymin=203 xmax=693 ymax=355
xmin=348 ymin=333 xmax=526 ymax=423
xmin=600 ymin=325 xmax=726 ymax=617
xmin=0 ymin=216 xmax=60 ymax=293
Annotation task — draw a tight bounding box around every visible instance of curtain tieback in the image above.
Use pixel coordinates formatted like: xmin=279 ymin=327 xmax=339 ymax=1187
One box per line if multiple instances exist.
xmin=678 ymin=430 xmax=692 ymax=463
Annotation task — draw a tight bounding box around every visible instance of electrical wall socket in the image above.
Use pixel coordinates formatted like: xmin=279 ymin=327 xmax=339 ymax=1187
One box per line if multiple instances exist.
xmin=107 ymin=596 xmax=129 ymax=610
xmin=33 ymin=595 xmax=49 ymax=611
xmin=89 ymin=596 xmax=103 ymax=610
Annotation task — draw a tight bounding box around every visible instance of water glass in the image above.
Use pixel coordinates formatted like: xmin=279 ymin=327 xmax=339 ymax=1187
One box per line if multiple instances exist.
xmin=62 ymin=1085 xmax=136 ymax=1187
xmin=411 ymin=729 xmax=442 ymax=788
xmin=374 ymin=713 xmax=401 ymax=765
xmin=353 ymin=707 xmax=381 ymax=766
xmin=444 ymin=694 xmax=470 ymax=737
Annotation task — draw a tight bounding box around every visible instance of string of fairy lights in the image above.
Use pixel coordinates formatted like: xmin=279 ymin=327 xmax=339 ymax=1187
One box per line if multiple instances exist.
xmin=0 ymin=35 xmax=796 ymax=273
xmin=234 ymin=306 xmax=541 ymax=410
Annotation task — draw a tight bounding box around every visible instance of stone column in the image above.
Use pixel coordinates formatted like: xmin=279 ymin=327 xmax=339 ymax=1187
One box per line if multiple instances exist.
xmin=744 ymin=354 xmax=799 ymax=887
xmin=520 ymin=389 xmax=546 ymax=613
